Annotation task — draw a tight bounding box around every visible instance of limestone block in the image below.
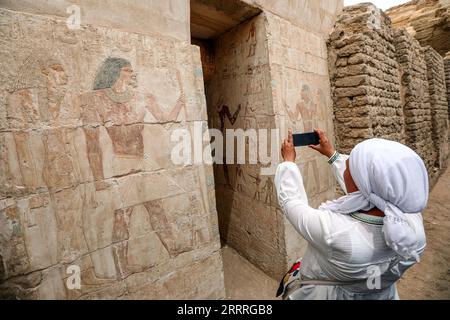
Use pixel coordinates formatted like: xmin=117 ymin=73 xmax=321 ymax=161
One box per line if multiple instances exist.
xmin=243 ymin=0 xmax=343 ymax=35
xmin=0 ymin=0 xmax=190 ymax=42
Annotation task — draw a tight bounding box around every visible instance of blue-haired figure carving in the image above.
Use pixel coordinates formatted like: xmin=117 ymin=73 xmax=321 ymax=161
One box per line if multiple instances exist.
xmin=80 ymin=57 xmax=189 ymax=280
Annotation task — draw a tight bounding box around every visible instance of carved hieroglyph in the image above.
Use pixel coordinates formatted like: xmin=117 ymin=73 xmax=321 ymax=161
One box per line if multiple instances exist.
xmin=0 ymin=9 xmax=223 ymax=299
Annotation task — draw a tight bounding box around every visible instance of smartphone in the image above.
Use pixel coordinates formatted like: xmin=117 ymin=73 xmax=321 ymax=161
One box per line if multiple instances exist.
xmin=293 ymin=132 xmax=320 ymax=147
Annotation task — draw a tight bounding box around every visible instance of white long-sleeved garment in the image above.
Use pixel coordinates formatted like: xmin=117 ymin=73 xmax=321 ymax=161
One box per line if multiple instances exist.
xmin=274 ymin=154 xmax=426 ymax=300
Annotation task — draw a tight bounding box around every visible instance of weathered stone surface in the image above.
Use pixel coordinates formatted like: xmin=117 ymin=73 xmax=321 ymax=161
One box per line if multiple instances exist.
xmin=386 ymin=0 xmax=450 ymax=57
xmin=328 ymin=3 xmax=449 ymax=186
xmin=394 ymin=28 xmax=435 ymax=175
xmin=266 ymin=12 xmax=336 ymax=269
xmin=328 ymin=3 xmax=404 ymax=154
xmin=0 ymin=8 xmax=224 ymax=299
xmin=424 ymin=46 xmax=449 ymax=176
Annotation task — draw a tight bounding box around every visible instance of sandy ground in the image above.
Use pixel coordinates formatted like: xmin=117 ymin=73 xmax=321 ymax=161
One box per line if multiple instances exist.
xmin=223 ymin=165 xmax=450 ymax=300
xmin=397 ymin=165 xmax=450 ymax=299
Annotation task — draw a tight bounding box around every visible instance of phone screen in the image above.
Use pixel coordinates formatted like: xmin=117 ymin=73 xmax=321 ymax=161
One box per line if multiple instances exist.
xmin=293 ymin=132 xmax=320 ymax=147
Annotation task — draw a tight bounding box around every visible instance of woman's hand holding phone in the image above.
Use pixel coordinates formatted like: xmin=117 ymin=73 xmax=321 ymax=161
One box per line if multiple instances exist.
xmin=308 ymin=129 xmax=335 ymax=158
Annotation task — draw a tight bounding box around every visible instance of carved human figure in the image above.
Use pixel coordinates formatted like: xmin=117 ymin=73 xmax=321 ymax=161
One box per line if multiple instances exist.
xmin=42 ymin=62 xmax=69 ymax=121
xmin=7 ymin=57 xmax=68 ymax=128
xmin=5 ymin=57 xmax=71 ymax=195
xmin=249 ymin=174 xmax=263 ymax=201
xmin=284 ymin=84 xmax=316 ymax=131
xmin=235 ymin=164 xmax=246 ymax=192
xmin=143 ymin=199 xmax=195 ymax=258
xmin=4 ymin=57 xmax=113 ymax=291
xmin=262 ymin=177 xmax=274 ymax=205
xmin=111 ymin=207 xmax=145 ymax=279
xmin=298 ymin=84 xmax=315 ymax=131
xmin=81 ymin=57 xmax=185 ymax=181
xmin=81 ymin=57 xmax=186 ymax=279
xmin=81 ymin=58 xmax=143 ymax=279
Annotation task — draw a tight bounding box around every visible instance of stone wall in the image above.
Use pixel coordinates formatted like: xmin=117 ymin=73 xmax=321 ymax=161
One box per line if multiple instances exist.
xmin=424 ymin=46 xmax=450 ymax=172
xmin=195 ymin=2 xmax=342 ymax=279
xmin=205 ymin=14 xmax=286 ymax=279
xmin=328 ymin=4 xmax=404 ymax=154
xmin=445 ymin=53 xmax=450 ymax=118
xmin=0 ymin=7 xmax=224 ymax=299
xmin=242 ymin=0 xmax=344 ymax=35
xmin=328 ymin=3 xmax=449 ymax=185
xmin=266 ymin=12 xmax=336 ymax=267
xmin=394 ymin=29 xmax=435 ymax=173
xmin=0 ymin=0 xmax=344 ymax=298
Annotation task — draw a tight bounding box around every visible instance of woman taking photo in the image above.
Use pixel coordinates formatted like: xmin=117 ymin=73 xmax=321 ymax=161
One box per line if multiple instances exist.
xmin=275 ymin=129 xmax=428 ymax=300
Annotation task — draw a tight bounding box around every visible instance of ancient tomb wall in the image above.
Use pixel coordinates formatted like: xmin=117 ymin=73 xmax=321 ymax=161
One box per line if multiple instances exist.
xmin=200 ymin=1 xmax=342 ymax=278
xmin=0 ymin=8 xmax=224 ymax=299
xmin=265 ymin=12 xmax=337 ymax=268
xmin=424 ymin=46 xmax=450 ymax=172
xmin=328 ymin=4 xmax=405 ymax=155
xmin=243 ymin=0 xmax=344 ymax=36
xmin=393 ymin=29 xmax=435 ymax=174
xmin=0 ymin=0 xmax=190 ymax=42
xmin=205 ymin=14 xmax=287 ymax=279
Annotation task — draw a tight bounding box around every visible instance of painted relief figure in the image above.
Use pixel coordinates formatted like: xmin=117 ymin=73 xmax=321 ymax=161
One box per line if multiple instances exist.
xmin=285 ymin=84 xmax=328 ymax=133
xmin=5 ymin=56 xmax=71 ymax=194
xmin=249 ymin=174 xmax=262 ymax=201
xmin=8 ymin=56 xmax=69 ymax=128
xmin=82 ymin=57 xmax=186 ymax=180
xmin=81 ymin=57 xmax=187 ymax=279
xmin=82 ymin=56 xmax=144 ymax=178
xmin=262 ymin=177 xmax=274 ymax=205
xmin=43 ymin=62 xmax=69 ymax=121
xmin=234 ymin=164 xmax=246 ymax=192
xmin=82 ymin=58 xmax=145 ymax=279
xmin=298 ymin=84 xmax=315 ymax=131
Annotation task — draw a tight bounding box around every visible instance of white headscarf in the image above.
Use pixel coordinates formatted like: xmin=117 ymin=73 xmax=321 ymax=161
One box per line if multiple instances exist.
xmin=319 ymin=138 xmax=429 ymax=261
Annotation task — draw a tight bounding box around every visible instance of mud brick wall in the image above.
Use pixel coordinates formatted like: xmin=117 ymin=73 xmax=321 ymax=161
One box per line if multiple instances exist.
xmin=424 ymin=47 xmax=449 ymax=172
xmin=328 ymin=3 xmax=404 ymax=154
xmin=393 ymin=29 xmax=435 ymax=173
xmin=0 ymin=8 xmax=224 ymax=299
xmin=328 ymin=3 xmax=449 ymax=185
xmin=444 ymin=53 xmax=450 ymax=119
